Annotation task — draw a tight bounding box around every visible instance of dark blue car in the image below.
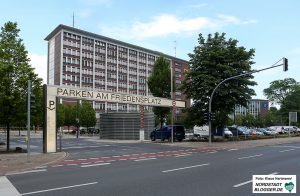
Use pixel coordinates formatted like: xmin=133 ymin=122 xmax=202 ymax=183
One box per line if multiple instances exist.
xmin=150 ymin=125 xmax=185 ymax=142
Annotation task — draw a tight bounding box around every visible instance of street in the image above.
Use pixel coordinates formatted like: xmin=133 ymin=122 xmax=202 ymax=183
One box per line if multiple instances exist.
xmin=2 ymin=136 xmax=300 ymax=196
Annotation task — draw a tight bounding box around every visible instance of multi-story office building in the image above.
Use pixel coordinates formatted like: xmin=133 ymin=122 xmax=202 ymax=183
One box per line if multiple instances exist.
xmin=234 ymin=99 xmax=269 ymax=117
xmin=45 ymin=24 xmax=190 ymax=120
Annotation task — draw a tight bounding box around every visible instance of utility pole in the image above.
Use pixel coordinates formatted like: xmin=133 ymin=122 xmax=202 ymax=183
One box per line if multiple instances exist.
xmin=208 ymin=58 xmax=288 ymax=144
xmin=27 ymin=80 xmax=31 ymax=162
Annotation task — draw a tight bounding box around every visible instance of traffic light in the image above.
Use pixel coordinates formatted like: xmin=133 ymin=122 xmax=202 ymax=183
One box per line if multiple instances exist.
xmin=283 ymin=57 xmax=288 ymax=71
xmin=203 ymin=112 xmax=208 ymax=122
xmin=209 ymin=112 xmax=215 ymax=121
xmin=30 ymin=94 xmax=35 ymax=109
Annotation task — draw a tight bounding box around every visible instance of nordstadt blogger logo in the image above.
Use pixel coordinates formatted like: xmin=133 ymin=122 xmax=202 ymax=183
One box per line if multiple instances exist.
xmin=253 ymin=175 xmax=296 ymax=193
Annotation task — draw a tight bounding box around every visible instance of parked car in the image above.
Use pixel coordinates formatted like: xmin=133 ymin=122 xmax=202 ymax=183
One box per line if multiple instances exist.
xmin=223 ymin=128 xmax=233 ymax=138
xmin=193 ymin=125 xmax=209 ymax=139
xmin=87 ymin=128 xmax=100 ymax=134
xmin=150 ymin=125 xmax=185 ymax=142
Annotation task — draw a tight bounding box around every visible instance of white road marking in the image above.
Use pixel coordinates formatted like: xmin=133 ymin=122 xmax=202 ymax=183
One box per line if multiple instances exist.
xmin=62 ymin=146 xmax=100 ymax=149
xmin=134 ymin=158 xmax=157 ymax=162
xmin=208 ymin=151 xmax=217 ymax=154
xmin=238 ymin=154 xmax=263 ymax=160
xmin=228 ymin=149 xmax=238 ymax=151
xmin=35 ymin=166 xmax=47 ymax=169
xmin=279 ymin=149 xmax=295 ymax=153
xmin=119 ymin=159 xmax=127 ymax=161
xmin=272 ymin=145 xmax=300 ymax=149
xmin=0 ymin=176 xmax=21 ymax=195
xmin=67 ymin=164 xmax=78 ymax=166
xmin=233 ymin=172 xmax=278 ymax=188
xmin=6 ymin=169 xmax=47 ymax=176
xmin=81 ymin=163 xmax=111 ymax=168
xmin=51 ymin=165 xmax=63 ymax=167
xmin=112 ymin=156 xmax=120 ymax=158
xmin=89 ymin=158 xmax=99 ymax=160
xmin=174 ymin=154 xmax=191 ymax=157
xmin=22 ymin=182 xmax=98 ymax=195
xmin=162 ymin=163 xmax=210 ymax=173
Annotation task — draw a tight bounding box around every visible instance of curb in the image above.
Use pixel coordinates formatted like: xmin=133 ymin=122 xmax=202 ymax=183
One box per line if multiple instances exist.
xmin=3 ymin=151 xmax=68 ymax=176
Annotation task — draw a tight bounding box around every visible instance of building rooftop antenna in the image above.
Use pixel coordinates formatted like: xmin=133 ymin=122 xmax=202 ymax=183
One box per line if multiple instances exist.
xmin=174 ymin=40 xmax=177 ymax=57
xmin=72 ymin=12 xmax=75 ymax=27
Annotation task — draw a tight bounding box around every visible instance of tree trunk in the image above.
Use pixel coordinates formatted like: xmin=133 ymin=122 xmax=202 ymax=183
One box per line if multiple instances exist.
xmin=6 ymin=122 xmax=10 ymax=152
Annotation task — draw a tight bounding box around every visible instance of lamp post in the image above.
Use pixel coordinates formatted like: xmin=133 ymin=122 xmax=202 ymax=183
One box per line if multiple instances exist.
xmin=208 ymin=58 xmax=287 ymax=144
xmin=170 ymin=62 xmax=174 ymax=143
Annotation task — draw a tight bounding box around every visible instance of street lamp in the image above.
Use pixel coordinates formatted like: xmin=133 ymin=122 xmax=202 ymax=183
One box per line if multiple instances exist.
xmin=208 ymin=58 xmax=287 ymax=144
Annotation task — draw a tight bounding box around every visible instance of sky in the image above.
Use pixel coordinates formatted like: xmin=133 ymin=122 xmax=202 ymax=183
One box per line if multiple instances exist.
xmin=0 ymin=0 xmax=299 ymax=101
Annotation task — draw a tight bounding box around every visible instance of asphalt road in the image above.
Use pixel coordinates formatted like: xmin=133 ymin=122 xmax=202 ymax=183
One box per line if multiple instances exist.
xmin=3 ymin=137 xmax=300 ymax=196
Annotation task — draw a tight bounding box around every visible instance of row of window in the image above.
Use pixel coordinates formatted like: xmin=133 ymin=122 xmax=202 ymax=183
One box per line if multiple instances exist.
xmin=82 ymin=52 xmax=94 ymax=59
xmin=64 ymin=32 xmax=81 ymax=40
xmin=64 ymin=65 xmax=80 ymax=73
xmin=63 ymin=48 xmax=80 ymax=56
xmin=63 ymin=40 xmax=80 ymax=48
xmin=107 ymin=50 xmax=117 ymax=57
xmin=82 ymin=44 xmax=94 ymax=51
xmin=95 ymin=47 xmax=106 ymax=54
xmin=63 ymin=57 xmax=80 ymax=65
xmin=82 ymin=76 xmax=93 ymax=83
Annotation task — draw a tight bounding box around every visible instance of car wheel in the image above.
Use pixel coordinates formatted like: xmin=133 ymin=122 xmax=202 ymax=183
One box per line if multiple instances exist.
xmin=151 ymin=136 xmax=156 ymax=141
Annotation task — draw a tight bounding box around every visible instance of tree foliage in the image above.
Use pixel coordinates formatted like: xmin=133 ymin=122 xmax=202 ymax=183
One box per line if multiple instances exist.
xmin=280 ymin=87 xmax=300 ymax=125
xmin=0 ymin=21 xmax=42 ymax=150
xmin=64 ymin=104 xmax=77 ymax=132
xmin=147 ymin=55 xmax=173 ymax=128
xmin=263 ymin=78 xmax=299 ymax=106
xmin=79 ymin=101 xmax=96 ymax=129
xmin=181 ymin=33 xmax=256 ymax=131
xmin=56 ymin=103 xmax=65 ymax=128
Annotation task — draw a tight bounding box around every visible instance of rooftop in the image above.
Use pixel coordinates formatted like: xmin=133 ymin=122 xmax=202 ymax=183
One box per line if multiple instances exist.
xmin=45 ymin=24 xmax=189 ymax=64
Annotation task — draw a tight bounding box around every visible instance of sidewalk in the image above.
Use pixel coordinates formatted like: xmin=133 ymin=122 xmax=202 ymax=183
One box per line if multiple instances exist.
xmin=0 ymin=152 xmax=67 ymax=176
xmin=161 ymin=136 xmax=300 ymax=149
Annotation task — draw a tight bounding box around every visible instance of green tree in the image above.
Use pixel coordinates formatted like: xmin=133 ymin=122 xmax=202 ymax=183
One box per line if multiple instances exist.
xmin=280 ymin=87 xmax=300 ymax=125
xmin=147 ymin=55 xmax=174 ymax=128
xmin=31 ymin=86 xmax=43 ymax=132
xmin=263 ymin=78 xmax=299 ymax=106
xmin=64 ymin=104 xmax=77 ymax=133
xmin=79 ymin=100 xmax=96 ymax=130
xmin=0 ymin=21 xmax=42 ymax=151
xmin=181 ymin=33 xmax=256 ymax=135
xmin=56 ymin=103 xmax=65 ymax=128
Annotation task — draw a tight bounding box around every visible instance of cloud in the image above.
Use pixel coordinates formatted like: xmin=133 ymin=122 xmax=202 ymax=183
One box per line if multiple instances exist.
xmin=189 ymin=3 xmax=208 ymax=8
xmin=28 ymin=53 xmax=47 ymax=84
xmin=100 ymin=14 xmax=256 ymax=40
xmin=217 ymin=14 xmax=257 ymax=25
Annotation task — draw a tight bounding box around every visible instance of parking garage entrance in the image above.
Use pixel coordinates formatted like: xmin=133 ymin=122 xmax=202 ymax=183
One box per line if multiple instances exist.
xmin=43 ymin=85 xmax=185 ymax=153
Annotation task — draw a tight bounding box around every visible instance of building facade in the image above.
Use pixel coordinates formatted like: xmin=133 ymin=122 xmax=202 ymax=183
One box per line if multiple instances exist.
xmin=234 ymin=99 xmax=269 ymax=117
xmin=45 ymin=24 xmax=190 ymax=121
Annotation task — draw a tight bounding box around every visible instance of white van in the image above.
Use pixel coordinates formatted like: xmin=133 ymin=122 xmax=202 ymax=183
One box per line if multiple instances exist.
xmin=193 ymin=125 xmax=209 ymax=139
